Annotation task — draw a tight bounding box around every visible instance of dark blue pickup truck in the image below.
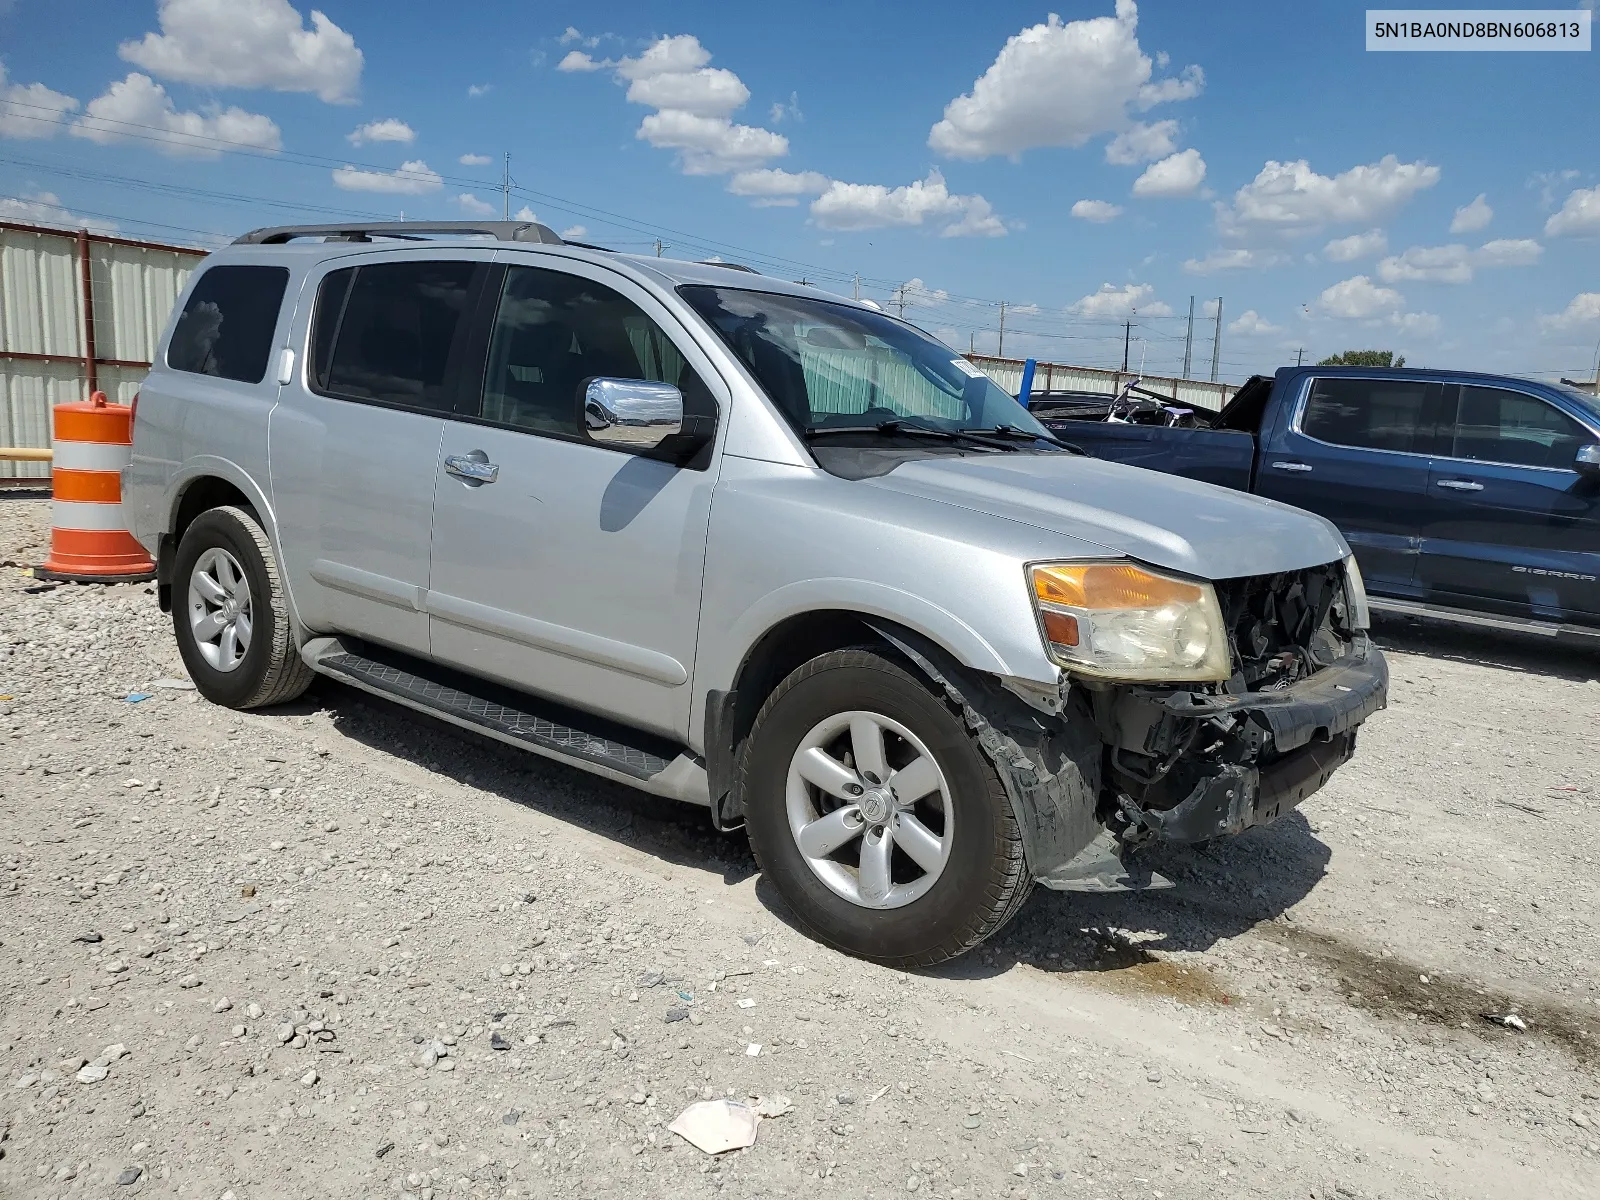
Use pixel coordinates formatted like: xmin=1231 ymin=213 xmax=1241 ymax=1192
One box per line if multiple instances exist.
xmin=1042 ymin=366 xmax=1600 ymax=639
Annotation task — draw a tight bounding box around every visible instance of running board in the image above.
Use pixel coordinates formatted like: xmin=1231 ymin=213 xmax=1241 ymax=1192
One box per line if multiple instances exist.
xmin=1369 ymin=596 xmax=1600 ymax=643
xmin=300 ymin=637 xmax=710 ymax=804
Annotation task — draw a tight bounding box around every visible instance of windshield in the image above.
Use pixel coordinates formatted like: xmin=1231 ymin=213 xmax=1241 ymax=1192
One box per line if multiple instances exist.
xmin=679 ymin=285 xmax=1051 ymax=439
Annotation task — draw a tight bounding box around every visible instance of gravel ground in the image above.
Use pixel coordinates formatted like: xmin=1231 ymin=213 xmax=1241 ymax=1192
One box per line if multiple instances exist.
xmin=1 ymin=492 xmax=1597 ymax=1200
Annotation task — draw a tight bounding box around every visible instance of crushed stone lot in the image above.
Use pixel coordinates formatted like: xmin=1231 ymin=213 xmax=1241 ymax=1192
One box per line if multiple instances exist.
xmin=0 ymin=492 xmax=1597 ymax=1200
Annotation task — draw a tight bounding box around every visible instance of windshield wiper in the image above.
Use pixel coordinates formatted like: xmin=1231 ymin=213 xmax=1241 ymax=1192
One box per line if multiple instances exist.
xmin=803 ymin=420 xmax=1019 ymax=451
xmin=979 ymin=424 xmax=1085 ymax=454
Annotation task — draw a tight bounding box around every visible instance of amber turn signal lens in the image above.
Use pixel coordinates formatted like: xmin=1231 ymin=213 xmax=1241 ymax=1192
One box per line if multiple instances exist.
xmin=1032 ymin=562 xmax=1205 ymax=611
xmin=1040 ymin=610 xmax=1080 ymax=647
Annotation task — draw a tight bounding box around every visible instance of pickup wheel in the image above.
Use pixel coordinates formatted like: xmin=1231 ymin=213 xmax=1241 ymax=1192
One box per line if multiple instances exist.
xmin=171 ymin=505 xmax=313 ymax=710
xmin=740 ymin=648 xmax=1030 ymax=968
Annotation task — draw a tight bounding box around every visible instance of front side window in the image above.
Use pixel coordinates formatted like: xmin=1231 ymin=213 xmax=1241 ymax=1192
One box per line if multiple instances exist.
xmin=678 ymin=286 xmax=1049 ymax=438
xmin=1450 ymin=385 xmax=1590 ymax=469
xmin=478 ymin=265 xmax=711 ymax=436
xmin=310 ymin=260 xmax=477 ymax=411
xmin=1301 ymin=377 xmax=1434 ymax=454
xmin=167 ymin=264 xmax=288 ymax=383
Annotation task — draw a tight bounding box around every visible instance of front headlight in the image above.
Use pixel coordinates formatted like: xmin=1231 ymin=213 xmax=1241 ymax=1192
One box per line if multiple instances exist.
xmin=1342 ymin=554 xmax=1371 ymax=631
xmin=1029 ymin=561 xmax=1232 ymax=682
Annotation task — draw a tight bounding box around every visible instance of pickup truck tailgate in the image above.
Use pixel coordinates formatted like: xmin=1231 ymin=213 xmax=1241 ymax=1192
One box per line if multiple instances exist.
xmin=1041 ymin=420 xmax=1256 ymax=491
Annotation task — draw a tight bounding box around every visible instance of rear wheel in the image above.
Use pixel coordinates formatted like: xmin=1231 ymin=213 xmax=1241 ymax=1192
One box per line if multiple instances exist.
xmin=172 ymin=505 xmax=313 ymax=709
xmin=740 ymin=648 xmax=1031 ymax=968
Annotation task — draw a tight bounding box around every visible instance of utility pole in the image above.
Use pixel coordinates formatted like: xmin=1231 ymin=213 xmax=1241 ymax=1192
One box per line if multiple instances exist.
xmin=1296 ymin=347 xmax=1305 ymax=366
xmin=852 ymin=274 xmax=860 ymax=301
xmin=892 ymin=286 xmax=906 ymax=318
xmin=653 ymin=238 xmax=664 ymax=257
xmin=997 ymin=300 xmax=1007 ymax=357
xmin=501 ymin=153 xmax=511 ymax=220
xmin=1122 ymin=320 xmax=1133 ymax=371
xmin=1209 ymin=296 xmax=1224 ymax=383
xmin=1182 ymin=296 xmax=1195 ymax=378
xmin=969 ymin=331 xmax=975 ymax=354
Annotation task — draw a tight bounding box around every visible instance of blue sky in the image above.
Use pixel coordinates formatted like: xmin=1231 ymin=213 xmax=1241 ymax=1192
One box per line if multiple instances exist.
xmin=2 ymin=0 xmax=1598 ymax=384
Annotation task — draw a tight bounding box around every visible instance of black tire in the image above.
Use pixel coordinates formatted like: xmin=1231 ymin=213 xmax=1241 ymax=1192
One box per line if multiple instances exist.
xmin=171 ymin=505 xmax=313 ymax=710
xmin=739 ymin=648 xmax=1032 ymax=968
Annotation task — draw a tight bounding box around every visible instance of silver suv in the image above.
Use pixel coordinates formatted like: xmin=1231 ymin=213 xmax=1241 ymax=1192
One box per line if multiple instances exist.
xmin=124 ymin=221 xmax=1387 ymax=967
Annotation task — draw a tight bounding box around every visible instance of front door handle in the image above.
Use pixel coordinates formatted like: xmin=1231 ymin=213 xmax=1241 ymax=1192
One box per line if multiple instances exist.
xmin=444 ymin=452 xmax=499 ymax=486
xmin=1435 ymin=479 xmax=1484 ymax=492
xmin=1270 ymin=460 xmax=1313 ymax=473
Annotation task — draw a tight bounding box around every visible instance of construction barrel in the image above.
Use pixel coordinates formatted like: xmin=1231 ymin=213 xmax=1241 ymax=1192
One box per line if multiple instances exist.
xmin=36 ymin=391 xmax=156 ymax=584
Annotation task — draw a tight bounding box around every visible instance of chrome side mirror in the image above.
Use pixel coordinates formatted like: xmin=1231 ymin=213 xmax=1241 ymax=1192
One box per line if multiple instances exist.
xmin=583 ymin=378 xmax=684 ymax=450
xmin=1575 ymin=444 xmax=1600 ymax=477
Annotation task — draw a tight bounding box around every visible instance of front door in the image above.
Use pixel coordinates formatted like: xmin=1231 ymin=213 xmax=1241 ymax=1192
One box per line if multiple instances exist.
xmin=1257 ymin=375 xmax=1445 ymax=590
xmin=425 ymin=258 xmax=725 ymax=738
xmin=270 ymin=254 xmax=488 ymax=656
xmin=1418 ymin=382 xmax=1600 ymax=622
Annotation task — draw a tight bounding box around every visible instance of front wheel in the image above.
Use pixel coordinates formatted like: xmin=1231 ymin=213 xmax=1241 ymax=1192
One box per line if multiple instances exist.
xmin=740 ymin=649 xmax=1032 ymax=968
xmin=171 ymin=505 xmax=313 ymax=710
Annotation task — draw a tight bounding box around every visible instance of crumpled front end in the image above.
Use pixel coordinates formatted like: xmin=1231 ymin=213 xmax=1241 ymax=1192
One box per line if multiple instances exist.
xmin=1085 ymin=560 xmax=1387 ymax=848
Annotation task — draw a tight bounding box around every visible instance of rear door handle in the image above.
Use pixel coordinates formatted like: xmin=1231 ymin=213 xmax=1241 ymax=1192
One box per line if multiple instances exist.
xmin=1435 ymin=479 xmax=1484 ymax=492
xmin=444 ymin=452 xmax=499 ymax=485
xmin=1269 ymin=461 xmax=1313 ymax=473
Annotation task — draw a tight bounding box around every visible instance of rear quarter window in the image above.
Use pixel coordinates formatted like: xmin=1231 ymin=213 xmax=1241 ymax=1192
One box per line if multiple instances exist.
xmin=166 ymin=264 xmax=289 ymax=384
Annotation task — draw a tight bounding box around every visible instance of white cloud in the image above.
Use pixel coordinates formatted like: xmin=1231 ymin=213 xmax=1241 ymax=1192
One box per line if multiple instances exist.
xmin=559 ymin=26 xmax=602 ymax=48
xmin=0 ymin=190 xmax=116 ymax=234
xmin=513 ymin=205 xmax=538 ymax=222
xmin=348 ymin=118 xmax=414 ymax=146
xmin=1219 ymin=155 xmax=1440 ymax=236
xmin=900 ymin=277 xmax=950 ymax=307
xmin=1069 ymin=282 xmax=1172 ymax=318
xmin=1542 ymin=292 xmax=1600 ymax=330
xmin=635 ymin=109 xmax=786 ymax=176
xmin=71 ymin=73 xmax=281 ymax=158
xmin=1529 ymin=168 xmax=1579 ymax=209
xmin=1475 ymin=238 xmax=1542 ymax=267
xmin=1104 ymin=119 xmax=1177 ymax=165
xmin=1389 ymin=311 xmax=1440 ymax=336
xmin=1449 ymin=193 xmax=1492 ymax=234
xmin=1182 ymin=247 xmax=1283 ymax=273
xmin=458 ymin=152 xmax=492 ymax=166
xmin=560 ymin=224 xmax=587 ymax=240
xmin=1071 ymin=199 xmax=1123 ymax=222
xmin=1545 ymin=185 xmax=1600 ymax=237
xmin=1228 ymin=310 xmax=1281 ymax=336
xmin=727 ymin=167 xmax=830 ymax=207
xmin=467 ymin=83 xmax=491 ymax=98
xmin=556 ymin=51 xmax=608 ymax=73
xmin=1323 ymin=229 xmax=1387 ymax=261
xmin=1318 ymin=275 xmax=1403 ymax=319
xmin=455 ymin=192 xmax=496 ymax=216
xmin=810 ymin=170 xmax=1004 ymax=238
xmin=118 ymin=0 xmax=362 ymax=104
xmin=927 ymin=0 xmax=1203 ymax=160
xmin=1377 ymin=238 xmax=1544 ymax=283
xmin=1131 ymin=148 xmax=1205 ymax=198
xmin=0 ymin=63 xmax=79 ymax=139
xmin=331 ymin=159 xmax=443 ymax=194
xmin=769 ymin=92 xmax=802 ymax=124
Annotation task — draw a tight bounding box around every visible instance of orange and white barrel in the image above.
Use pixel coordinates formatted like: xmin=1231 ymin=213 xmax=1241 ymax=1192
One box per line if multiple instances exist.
xmin=36 ymin=391 xmax=156 ymax=583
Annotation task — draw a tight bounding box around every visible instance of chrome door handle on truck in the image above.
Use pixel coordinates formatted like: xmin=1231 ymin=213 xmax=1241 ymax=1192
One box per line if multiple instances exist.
xmin=1435 ymin=479 xmax=1484 ymax=492
xmin=1269 ymin=461 xmax=1313 ymax=473
xmin=444 ymin=453 xmax=499 ymax=485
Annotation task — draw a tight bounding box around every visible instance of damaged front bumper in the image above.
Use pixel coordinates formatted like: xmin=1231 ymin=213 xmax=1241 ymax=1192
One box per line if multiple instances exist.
xmin=1094 ymin=635 xmax=1388 ymax=847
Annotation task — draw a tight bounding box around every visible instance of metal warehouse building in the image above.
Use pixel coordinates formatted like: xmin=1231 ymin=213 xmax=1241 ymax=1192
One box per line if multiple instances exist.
xmin=1 ymin=220 xmax=204 ymax=480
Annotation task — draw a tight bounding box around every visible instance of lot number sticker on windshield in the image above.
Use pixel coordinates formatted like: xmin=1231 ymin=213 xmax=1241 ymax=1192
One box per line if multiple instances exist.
xmin=951 ymin=358 xmax=986 ymax=379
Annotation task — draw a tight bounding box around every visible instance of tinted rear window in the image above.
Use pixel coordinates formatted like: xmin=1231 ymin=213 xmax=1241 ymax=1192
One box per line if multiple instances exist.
xmin=310 ymin=260 xmax=478 ymax=411
xmin=1302 ymin=377 xmax=1433 ymax=454
xmin=166 ymin=265 xmax=288 ymax=383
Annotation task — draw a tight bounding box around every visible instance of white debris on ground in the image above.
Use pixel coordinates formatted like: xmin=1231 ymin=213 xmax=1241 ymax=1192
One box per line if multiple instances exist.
xmin=0 ymin=494 xmax=1598 ymax=1199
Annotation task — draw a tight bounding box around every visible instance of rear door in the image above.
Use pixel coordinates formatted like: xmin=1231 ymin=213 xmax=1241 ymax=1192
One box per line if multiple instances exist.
xmin=1256 ymin=375 xmax=1446 ymax=590
xmin=269 ymin=251 xmax=490 ymax=655
xmin=1418 ymin=382 xmax=1600 ymax=621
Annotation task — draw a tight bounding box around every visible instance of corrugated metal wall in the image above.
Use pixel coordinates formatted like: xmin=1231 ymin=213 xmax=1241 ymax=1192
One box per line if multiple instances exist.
xmin=0 ymin=222 xmax=203 ymax=479
xmin=966 ymin=354 xmax=1239 ymax=412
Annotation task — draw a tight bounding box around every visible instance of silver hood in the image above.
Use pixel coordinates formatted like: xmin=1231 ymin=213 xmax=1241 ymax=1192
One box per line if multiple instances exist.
xmin=863 ymin=453 xmax=1351 ymax=580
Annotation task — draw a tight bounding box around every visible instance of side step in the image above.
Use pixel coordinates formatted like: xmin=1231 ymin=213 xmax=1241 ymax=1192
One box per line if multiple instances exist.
xmin=1369 ymin=595 xmax=1600 ymax=643
xmin=301 ymin=637 xmax=709 ymax=803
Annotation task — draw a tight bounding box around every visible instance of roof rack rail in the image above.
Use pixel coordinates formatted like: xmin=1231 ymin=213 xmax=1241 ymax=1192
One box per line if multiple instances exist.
xmin=234 ymin=221 xmax=564 ymax=246
xmin=699 ymin=260 xmax=759 ymax=273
